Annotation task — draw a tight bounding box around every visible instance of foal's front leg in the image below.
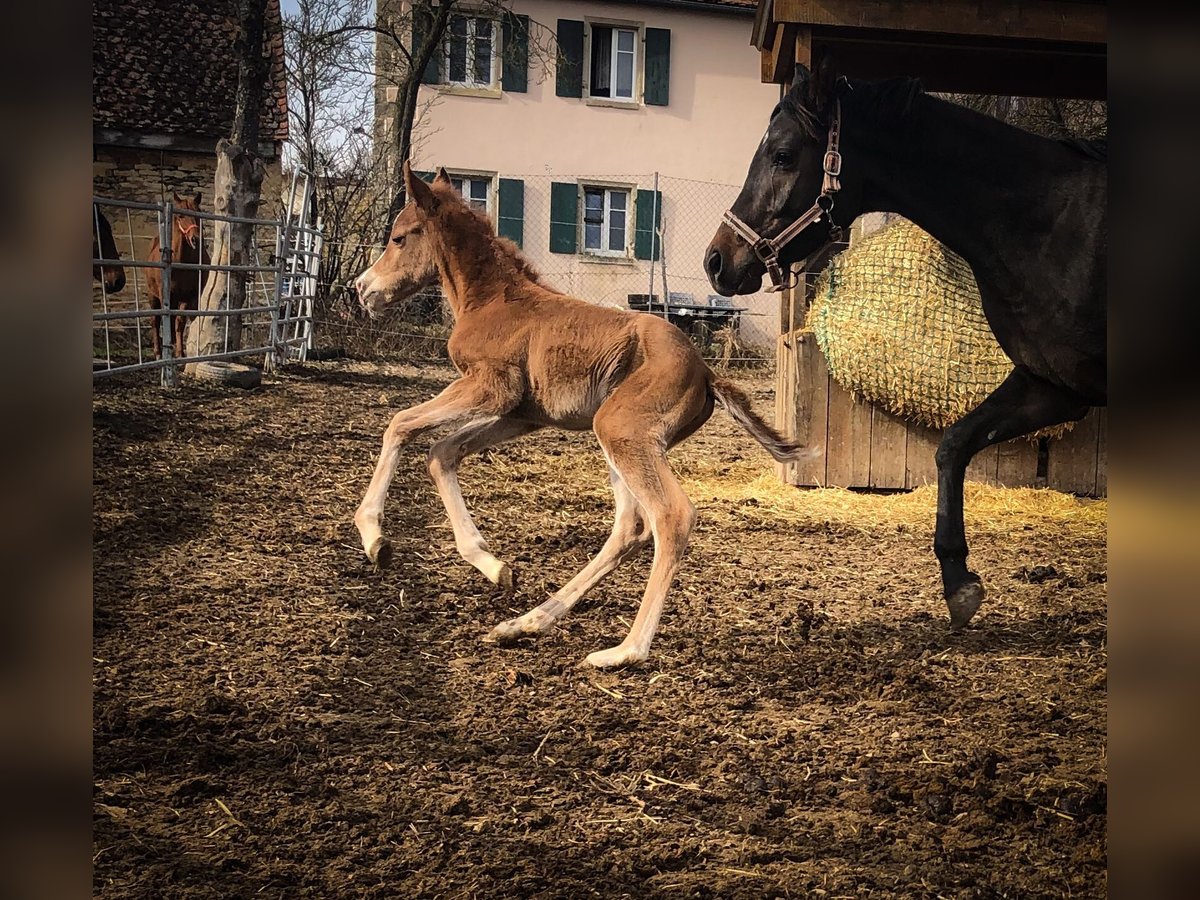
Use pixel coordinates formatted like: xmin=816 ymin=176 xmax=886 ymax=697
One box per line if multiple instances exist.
xmin=354 ymin=377 xmax=512 ymax=568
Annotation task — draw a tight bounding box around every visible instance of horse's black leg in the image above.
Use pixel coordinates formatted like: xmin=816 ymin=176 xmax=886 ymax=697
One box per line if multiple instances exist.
xmin=935 ymin=366 xmax=1089 ymax=629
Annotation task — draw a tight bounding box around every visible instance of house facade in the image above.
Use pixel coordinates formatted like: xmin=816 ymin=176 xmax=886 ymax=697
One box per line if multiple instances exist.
xmin=376 ymin=0 xmax=780 ymax=347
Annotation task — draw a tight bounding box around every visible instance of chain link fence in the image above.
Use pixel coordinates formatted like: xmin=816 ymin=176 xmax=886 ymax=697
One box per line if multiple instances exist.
xmin=314 ymin=171 xmax=779 ymax=368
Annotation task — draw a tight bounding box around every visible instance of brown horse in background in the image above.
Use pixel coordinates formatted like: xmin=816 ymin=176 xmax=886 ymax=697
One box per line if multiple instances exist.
xmin=352 ymin=164 xmax=815 ymax=668
xmin=92 ymin=203 xmax=126 ymax=293
xmin=146 ymin=192 xmax=210 ymax=360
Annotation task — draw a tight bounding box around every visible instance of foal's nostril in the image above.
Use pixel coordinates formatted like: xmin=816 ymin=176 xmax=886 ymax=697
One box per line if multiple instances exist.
xmin=705 ymin=248 xmax=723 ymax=280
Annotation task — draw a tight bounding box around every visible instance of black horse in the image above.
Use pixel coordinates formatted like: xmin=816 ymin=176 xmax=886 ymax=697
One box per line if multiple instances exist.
xmin=706 ymin=61 xmax=1106 ymax=630
xmin=93 ymin=203 xmax=126 ymax=293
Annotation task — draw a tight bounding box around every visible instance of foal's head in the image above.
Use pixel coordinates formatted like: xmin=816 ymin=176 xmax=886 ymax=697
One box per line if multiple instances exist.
xmin=171 ymin=191 xmax=204 ymax=252
xmin=355 ymin=163 xmax=450 ymax=318
xmin=705 ymin=59 xmax=861 ymax=296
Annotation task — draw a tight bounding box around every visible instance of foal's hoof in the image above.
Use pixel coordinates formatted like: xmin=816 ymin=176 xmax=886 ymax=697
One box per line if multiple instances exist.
xmin=493 ymin=563 xmax=515 ymax=593
xmin=947 ymin=581 xmax=986 ymax=631
xmin=585 ymin=643 xmax=648 ymax=669
xmin=367 ymin=537 xmax=393 ymax=570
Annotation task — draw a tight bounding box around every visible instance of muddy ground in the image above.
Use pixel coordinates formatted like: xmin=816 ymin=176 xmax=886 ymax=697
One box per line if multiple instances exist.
xmin=93 ymin=361 xmax=1106 ymax=898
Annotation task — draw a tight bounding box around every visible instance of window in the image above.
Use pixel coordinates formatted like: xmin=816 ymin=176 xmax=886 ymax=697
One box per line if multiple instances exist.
xmin=582 ymin=186 xmax=630 ymax=256
xmin=588 ymin=25 xmax=638 ymax=101
xmin=445 ymin=14 xmax=497 ymax=89
xmin=449 ymin=174 xmax=492 ymax=216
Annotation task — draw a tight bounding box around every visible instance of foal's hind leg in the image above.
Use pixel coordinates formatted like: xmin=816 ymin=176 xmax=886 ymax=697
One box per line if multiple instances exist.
xmin=935 ymin=366 xmax=1089 ymax=629
xmin=584 ymin=439 xmax=696 ymax=669
xmin=427 ymin=417 xmax=542 ymax=589
xmin=486 ymin=466 xmax=650 ymax=642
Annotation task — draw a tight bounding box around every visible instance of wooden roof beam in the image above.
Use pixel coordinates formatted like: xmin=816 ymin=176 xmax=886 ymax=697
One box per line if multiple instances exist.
xmin=770 ymin=0 xmax=1106 ymax=46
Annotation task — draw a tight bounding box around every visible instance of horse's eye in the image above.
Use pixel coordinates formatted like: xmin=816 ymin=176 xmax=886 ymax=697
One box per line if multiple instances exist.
xmin=391 ymin=234 xmax=406 ymax=247
xmin=772 ymin=150 xmax=795 ymax=168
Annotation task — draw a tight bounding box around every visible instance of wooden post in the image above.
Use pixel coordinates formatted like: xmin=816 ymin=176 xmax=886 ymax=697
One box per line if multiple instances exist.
xmin=187 ymin=0 xmax=269 ymax=368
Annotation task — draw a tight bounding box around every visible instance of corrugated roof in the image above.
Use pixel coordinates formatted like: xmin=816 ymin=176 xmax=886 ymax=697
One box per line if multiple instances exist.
xmin=92 ymin=0 xmax=288 ymax=145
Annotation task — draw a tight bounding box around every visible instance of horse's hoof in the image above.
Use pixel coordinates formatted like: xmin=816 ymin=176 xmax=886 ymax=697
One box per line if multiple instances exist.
xmin=947 ymin=581 xmax=986 ymax=631
xmin=367 ymin=537 xmax=393 ymax=570
xmin=585 ymin=644 xmax=647 ymax=669
xmin=484 ymin=619 xmax=520 ymax=644
xmin=494 ymin=563 xmax=514 ymax=593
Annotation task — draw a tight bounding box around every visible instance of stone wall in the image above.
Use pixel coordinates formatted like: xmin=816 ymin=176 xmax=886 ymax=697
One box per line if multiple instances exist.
xmin=93 ymin=145 xmax=286 ymax=262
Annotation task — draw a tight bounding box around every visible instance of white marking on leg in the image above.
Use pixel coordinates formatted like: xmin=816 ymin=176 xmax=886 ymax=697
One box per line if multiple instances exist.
xmin=486 ymin=467 xmax=648 ymax=642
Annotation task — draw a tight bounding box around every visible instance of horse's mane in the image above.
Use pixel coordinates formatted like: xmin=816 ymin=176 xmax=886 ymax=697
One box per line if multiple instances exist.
xmin=779 ymin=75 xmax=925 ymax=135
xmin=1061 ymin=137 xmax=1107 ymax=162
xmin=431 ymin=182 xmax=563 ymax=297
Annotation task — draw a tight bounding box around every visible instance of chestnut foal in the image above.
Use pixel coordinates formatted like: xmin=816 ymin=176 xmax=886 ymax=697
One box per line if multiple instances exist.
xmin=353 ymin=164 xmax=812 ymax=668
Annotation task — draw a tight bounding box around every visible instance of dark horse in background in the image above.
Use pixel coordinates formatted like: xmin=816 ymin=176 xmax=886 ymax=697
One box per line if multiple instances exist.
xmin=92 ymin=203 xmax=126 ymax=293
xmin=706 ymin=61 xmax=1106 ymax=630
xmin=146 ymin=192 xmax=210 ymax=360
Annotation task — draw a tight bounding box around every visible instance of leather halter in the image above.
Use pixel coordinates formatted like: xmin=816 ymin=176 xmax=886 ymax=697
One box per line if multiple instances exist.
xmin=721 ymin=97 xmax=843 ymax=293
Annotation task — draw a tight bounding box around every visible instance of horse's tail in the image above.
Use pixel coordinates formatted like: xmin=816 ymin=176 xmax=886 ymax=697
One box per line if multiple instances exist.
xmin=710 ymin=378 xmax=818 ymax=463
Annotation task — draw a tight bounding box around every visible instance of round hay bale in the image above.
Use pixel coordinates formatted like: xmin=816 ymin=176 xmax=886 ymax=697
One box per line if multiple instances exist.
xmin=805 ymin=218 xmax=1068 ymax=437
xmin=190 ymin=360 xmax=261 ymax=389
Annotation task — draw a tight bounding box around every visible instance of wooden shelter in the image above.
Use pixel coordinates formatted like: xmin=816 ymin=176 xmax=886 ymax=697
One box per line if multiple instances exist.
xmin=755 ymin=0 xmax=1107 ymax=496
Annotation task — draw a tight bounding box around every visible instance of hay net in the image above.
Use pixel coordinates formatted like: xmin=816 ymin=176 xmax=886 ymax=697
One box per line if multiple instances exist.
xmin=805 ymin=217 xmax=1045 ymax=433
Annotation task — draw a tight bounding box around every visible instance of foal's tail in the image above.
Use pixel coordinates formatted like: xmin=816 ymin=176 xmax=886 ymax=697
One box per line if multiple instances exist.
xmin=710 ymin=378 xmax=818 ymax=463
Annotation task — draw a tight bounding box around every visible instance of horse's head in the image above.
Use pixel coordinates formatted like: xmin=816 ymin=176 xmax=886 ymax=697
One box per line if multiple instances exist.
xmin=92 ymin=203 xmax=126 ymax=293
xmin=706 ymin=59 xmax=860 ymax=296
xmin=172 ymin=191 xmax=203 ymax=250
xmin=354 ymin=163 xmax=447 ymax=318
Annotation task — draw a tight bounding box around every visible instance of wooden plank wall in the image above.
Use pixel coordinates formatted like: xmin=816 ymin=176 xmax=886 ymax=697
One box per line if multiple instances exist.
xmin=775 ymin=278 xmax=1107 ymax=496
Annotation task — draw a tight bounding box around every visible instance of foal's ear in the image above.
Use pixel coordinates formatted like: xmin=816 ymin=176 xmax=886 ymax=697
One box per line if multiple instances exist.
xmin=402 ymin=161 xmax=438 ymax=213
xmin=433 ymin=167 xmax=451 ymax=186
xmin=805 ymin=55 xmax=838 ymax=116
xmin=193 ymin=191 xmax=202 ymax=208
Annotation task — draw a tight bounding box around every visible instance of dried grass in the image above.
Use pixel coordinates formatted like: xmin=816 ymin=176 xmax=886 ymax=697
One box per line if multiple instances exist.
xmin=805 ymin=219 xmax=1072 ymax=439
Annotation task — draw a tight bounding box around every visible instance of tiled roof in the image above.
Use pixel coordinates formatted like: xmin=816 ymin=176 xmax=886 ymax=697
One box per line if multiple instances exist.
xmin=93 ymin=0 xmax=288 ymax=145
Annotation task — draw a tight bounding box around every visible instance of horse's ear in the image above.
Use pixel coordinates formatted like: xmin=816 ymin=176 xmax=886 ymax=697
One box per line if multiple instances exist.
xmin=433 ymin=167 xmax=451 ymax=186
xmin=805 ymin=55 xmax=838 ymax=116
xmin=193 ymin=191 xmax=202 ymax=208
xmin=172 ymin=191 xmax=183 ymax=204
xmin=403 ymin=161 xmax=437 ymax=213
xmin=791 ymin=63 xmax=810 ymax=91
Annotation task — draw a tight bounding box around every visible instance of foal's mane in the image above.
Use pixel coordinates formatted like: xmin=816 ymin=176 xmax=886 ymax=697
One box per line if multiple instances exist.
xmin=430 ymin=181 xmax=560 ymax=296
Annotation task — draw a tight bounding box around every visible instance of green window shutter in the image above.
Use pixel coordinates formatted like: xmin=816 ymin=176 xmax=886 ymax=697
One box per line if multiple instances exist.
xmin=644 ymin=28 xmax=671 ymax=106
xmin=497 ymin=178 xmax=524 ymax=247
xmin=549 ymin=182 xmax=578 ymax=253
xmin=502 ymin=14 xmax=529 ymax=93
xmin=412 ymin=3 xmax=440 ymax=85
xmin=556 ymin=19 xmax=584 ymax=98
xmin=634 ymin=189 xmax=663 ymax=260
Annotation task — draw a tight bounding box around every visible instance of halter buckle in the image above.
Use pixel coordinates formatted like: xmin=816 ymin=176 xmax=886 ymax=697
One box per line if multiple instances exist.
xmin=823 ymin=150 xmax=842 ymax=177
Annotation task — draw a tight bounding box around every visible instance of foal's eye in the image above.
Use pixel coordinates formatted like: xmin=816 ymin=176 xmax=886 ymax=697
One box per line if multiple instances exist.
xmin=391 ymin=234 xmax=406 ymax=247
xmin=772 ymin=150 xmax=795 ymax=168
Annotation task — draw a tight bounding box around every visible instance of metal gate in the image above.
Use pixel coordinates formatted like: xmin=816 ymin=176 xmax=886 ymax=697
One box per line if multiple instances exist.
xmin=92 ymin=169 xmax=322 ymax=385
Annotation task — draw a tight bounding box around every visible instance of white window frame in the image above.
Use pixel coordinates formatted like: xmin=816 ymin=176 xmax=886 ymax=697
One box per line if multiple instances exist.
xmin=443 ymin=12 xmax=499 ymax=90
xmin=583 ymin=18 xmax=643 ymax=107
xmin=580 ymin=183 xmax=632 ymax=258
xmin=446 ymin=170 xmax=496 ymax=220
